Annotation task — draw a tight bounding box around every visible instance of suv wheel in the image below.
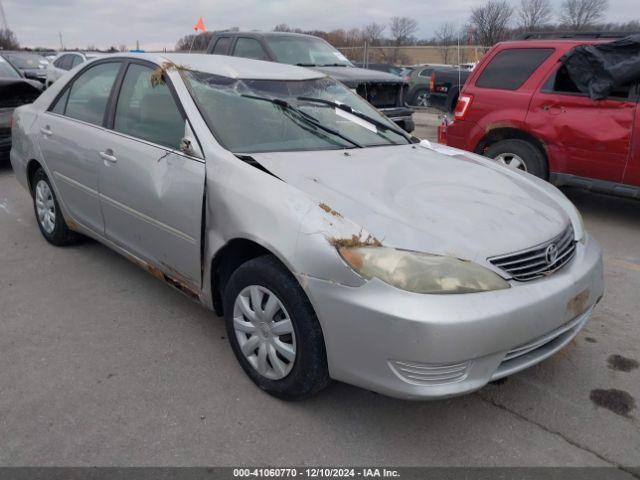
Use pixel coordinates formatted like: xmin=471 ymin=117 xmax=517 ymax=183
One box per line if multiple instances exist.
xmin=485 ymin=139 xmax=548 ymax=179
xmin=411 ymin=89 xmax=430 ymax=107
xmin=31 ymin=168 xmax=81 ymax=246
xmin=223 ymin=255 xmax=330 ymax=400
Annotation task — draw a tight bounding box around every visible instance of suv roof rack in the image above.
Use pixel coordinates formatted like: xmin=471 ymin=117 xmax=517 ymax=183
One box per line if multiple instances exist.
xmin=518 ymin=31 xmax=640 ymax=40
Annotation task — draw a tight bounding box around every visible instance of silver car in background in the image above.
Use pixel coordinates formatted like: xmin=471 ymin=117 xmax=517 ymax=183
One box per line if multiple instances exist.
xmin=46 ymin=52 xmax=104 ymax=87
xmin=10 ymin=53 xmax=604 ymax=400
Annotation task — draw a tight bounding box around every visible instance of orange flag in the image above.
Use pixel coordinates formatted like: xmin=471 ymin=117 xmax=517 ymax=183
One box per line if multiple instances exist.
xmin=194 ymin=17 xmax=206 ymax=32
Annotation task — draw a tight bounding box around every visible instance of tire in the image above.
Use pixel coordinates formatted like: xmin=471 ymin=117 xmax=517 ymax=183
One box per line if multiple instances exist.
xmin=411 ymin=88 xmax=430 ymax=107
xmin=223 ymin=255 xmax=330 ymax=400
xmin=485 ymin=139 xmax=548 ymax=179
xmin=31 ymin=168 xmax=81 ymax=246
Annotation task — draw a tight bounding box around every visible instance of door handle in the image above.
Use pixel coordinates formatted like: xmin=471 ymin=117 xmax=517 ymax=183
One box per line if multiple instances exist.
xmin=40 ymin=126 xmax=53 ymax=136
xmin=99 ymin=149 xmax=117 ymax=164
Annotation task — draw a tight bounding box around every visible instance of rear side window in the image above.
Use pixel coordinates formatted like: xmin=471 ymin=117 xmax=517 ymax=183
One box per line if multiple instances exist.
xmin=113 ymin=63 xmax=185 ymax=149
xmin=53 ymin=55 xmax=66 ymax=68
xmin=63 ymin=62 xmax=121 ymax=126
xmin=544 ymin=64 xmax=633 ymax=100
xmin=71 ymin=55 xmax=84 ymax=68
xmin=475 ymin=48 xmax=554 ymax=90
xmin=419 ymin=68 xmax=432 ymax=77
xmin=234 ymin=38 xmax=267 ymax=60
xmin=212 ymin=37 xmax=231 ymax=55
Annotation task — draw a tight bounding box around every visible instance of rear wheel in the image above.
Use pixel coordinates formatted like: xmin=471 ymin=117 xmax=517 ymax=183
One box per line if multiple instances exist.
xmin=223 ymin=255 xmax=330 ymax=400
xmin=411 ymin=88 xmax=430 ymax=107
xmin=31 ymin=168 xmax=80 ymax=246
xmin=485 ymin=139 xmax=548 ymax=179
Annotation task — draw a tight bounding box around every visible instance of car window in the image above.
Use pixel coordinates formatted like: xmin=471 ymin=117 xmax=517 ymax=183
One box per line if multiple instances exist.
xmin=113 ymin=63 xmax=185 ymax=149
xmin=475 ymin=48 xmax=554 ymax=90
xmin=419 ymin=68 xmax=431 ymax=77
xmin=51 ymin=89 xmax=70 ymax=115
xmin=0 ymin=56 xmax=21 ymax=79
xmin=543 ymin=64 xmax=633 ymax=100
xmin=212 ymin=37 xmax=231 ymax=55
xmin=63 ymin=62 xmax=121 ymax=126
xmin=233 ymin=37 xmax=268 ymax=60
xmin=71 ymin=55 xmax=84 ymax=68
xmin=53 ymin=55 xmax=66 ymax=68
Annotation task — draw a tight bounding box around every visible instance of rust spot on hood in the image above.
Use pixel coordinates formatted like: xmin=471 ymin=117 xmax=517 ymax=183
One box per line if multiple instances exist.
xmin=319 ymin=202 xmax=343 ymax=219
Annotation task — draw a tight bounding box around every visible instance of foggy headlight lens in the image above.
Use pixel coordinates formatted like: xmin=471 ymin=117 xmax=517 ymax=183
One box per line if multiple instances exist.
xmin=339 ymin=247 xmax=510 ymax=294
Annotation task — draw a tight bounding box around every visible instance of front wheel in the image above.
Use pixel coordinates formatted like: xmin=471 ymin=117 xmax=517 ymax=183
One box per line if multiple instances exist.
xmin=223 ymin=255 xmax=330 ymax=400
xmin=485 ymin=139 xmax=548 ymax=179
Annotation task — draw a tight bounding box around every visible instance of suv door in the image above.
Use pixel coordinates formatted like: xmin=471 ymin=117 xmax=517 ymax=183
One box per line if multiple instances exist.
xmin=528 ymin=64 xmax=637 ymax=183
xmin=38 ymin=61 xmax=122 ymax=234
xmin=99 ymin=61 xmax=205 ymax=287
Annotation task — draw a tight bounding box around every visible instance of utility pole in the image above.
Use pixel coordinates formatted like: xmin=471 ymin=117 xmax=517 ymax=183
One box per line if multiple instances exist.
xmin=0 ymin=0 xmax=9 ymax=31
xmin=59 ymin=31 xmax=64 ymax=50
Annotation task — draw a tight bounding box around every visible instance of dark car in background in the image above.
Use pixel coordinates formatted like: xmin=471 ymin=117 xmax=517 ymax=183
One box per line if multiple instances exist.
xmin=0 ymin=52 xmax=49 ymax=84
xmin=207 ymin=32 xmax=415 ymax=132
xmin=0 ymin=56 xmax=42 ymax=160
xmin=428 ymin=66 xmax=471 ymax=112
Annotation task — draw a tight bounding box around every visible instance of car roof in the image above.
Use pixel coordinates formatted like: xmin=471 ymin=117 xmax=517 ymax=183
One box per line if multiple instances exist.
xmin=496 ymin=38 xmax=609 ymax=49
xmin=103 ymin=53 xmax=325 ymax=81
xmin=214 ymin=31 xmax=321 ymax=40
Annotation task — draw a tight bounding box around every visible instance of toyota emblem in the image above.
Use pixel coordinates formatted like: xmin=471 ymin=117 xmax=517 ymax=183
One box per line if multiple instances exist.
xmin=545 ymin=243 xmax=559 ymax=265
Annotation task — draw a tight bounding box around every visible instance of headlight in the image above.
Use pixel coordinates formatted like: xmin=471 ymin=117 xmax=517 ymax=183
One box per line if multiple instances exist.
xmin=574 ymin=208 xmax=586 ymax=244
xmin=338 ymin=247 xmax=510 ymax=294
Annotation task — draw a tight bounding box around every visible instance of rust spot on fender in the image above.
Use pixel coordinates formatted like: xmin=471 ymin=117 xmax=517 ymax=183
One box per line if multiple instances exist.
xmin=328 ymin=232 xmax=382 ymax=249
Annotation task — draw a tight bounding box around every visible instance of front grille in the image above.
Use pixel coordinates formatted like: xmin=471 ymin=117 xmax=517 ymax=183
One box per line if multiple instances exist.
xmin=356 ymin=83 xmax=400 ymax=109
xmin=389 ymin=359 xmax=470 ymax=386
xmin=488 ymin=224 xmax=576 ymax=281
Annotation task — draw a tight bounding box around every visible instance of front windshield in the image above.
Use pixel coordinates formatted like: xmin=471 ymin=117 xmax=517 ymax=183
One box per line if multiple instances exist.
xmin=185 ymin=72 xmax=410 ymax=154
xmin=0 ymin=57 xmax=22 ymax=79
xmin=265 ymin=36 xmax=352 ymax=67
xmin=3 ymin=53 xmax=44 ymax=69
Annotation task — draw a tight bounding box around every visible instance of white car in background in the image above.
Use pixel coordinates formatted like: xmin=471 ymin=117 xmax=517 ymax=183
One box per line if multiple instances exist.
xmin=46 ymin=52 xmax=103 ymax=87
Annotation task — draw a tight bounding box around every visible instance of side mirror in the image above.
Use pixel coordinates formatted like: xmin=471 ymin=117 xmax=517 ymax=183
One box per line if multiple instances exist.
xmin=180 ymin=121 xmax=203 ymax=159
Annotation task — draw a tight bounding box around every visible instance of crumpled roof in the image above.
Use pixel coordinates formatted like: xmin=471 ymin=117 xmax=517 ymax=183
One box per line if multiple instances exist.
xmin=561 ymin=34 xmax=640 ymax=100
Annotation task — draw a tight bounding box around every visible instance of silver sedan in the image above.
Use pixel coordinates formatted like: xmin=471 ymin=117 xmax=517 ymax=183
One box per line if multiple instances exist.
xmin=10 ymin=53 xmax=604 ymax=400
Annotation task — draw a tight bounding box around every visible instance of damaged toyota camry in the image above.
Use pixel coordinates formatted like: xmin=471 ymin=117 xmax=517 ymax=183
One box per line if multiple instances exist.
xmin=10 ymin=54 xmax=604 ymax=400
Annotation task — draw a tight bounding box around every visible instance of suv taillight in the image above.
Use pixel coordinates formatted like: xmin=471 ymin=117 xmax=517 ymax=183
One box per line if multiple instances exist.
xmin=454 ymin=94 xmax=473 ymax=121
xmin=429 ymin=72 xmax=435 ymax=92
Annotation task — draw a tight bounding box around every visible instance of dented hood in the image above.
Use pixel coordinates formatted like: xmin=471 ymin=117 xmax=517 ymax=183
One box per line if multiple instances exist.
xmin=251 ymin=145 xmax=570 ymax=262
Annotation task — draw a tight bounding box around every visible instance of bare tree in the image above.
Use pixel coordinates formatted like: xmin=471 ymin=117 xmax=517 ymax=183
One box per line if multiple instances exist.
xmin=389 ymin=16 xmax=418 ymax=46
xmin=175 ymin=31 xmax=215 ymax=51
xmin=362 ymin=22 xmax=385 ymax=46
xmin=0 ymin=29 xmax=19 ymax=50
xmin=273 ymin=23 xmax=292 ymax=32
xmin=519 ymin=0 xmax=553 ymax=30
xmin=469 ymin=0 xmax=514 ymax=46
xmin=435 ymin=22 xmax=458 ymax=64
xmin=559 ymin=0 xmax=609 ymax=29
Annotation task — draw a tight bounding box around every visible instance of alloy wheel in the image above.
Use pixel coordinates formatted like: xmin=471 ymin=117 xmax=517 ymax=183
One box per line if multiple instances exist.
xmin=495 ymin=152 xmax=528 ymax=172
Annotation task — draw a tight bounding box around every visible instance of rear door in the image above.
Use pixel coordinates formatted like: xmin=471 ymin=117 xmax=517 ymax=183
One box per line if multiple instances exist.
xmin=528 ymin=64 xmax=637 ymax=183
xmin=37 ymin=60 xmax=123 ymax=234
xmin=98 ymin=60 xmax=205 ymax=288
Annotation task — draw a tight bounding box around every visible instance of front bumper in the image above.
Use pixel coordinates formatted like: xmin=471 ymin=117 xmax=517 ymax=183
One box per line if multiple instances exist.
xmin=304 ymin=234 xmax=604 ymax=399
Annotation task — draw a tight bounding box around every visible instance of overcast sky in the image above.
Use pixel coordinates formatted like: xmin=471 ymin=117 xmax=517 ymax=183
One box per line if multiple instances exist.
xmin=4 ymin=0 xmax=638 ymax=50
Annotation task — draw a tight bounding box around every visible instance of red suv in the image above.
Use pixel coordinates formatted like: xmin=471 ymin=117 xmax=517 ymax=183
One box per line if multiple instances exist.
xmin=443 ymin=38 xmax=640 ymax=199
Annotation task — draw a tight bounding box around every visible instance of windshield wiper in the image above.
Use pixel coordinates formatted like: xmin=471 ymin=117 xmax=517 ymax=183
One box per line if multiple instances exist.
xmin=296 ymin=63 xmax=317 ymax=67
xmin=241 ymin=94 xmax=363 ymax=148
xmin=318 ymin=63 xmax=348 ymax=67
xmin=296 ymin=96 xmax=411 ymax=142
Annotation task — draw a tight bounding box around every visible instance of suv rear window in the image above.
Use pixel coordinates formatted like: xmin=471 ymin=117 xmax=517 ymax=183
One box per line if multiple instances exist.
xmin=475 ymin=48 xmax=554 ymax=90
xmin=212 ymin=37 xmax=231 ymax=55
